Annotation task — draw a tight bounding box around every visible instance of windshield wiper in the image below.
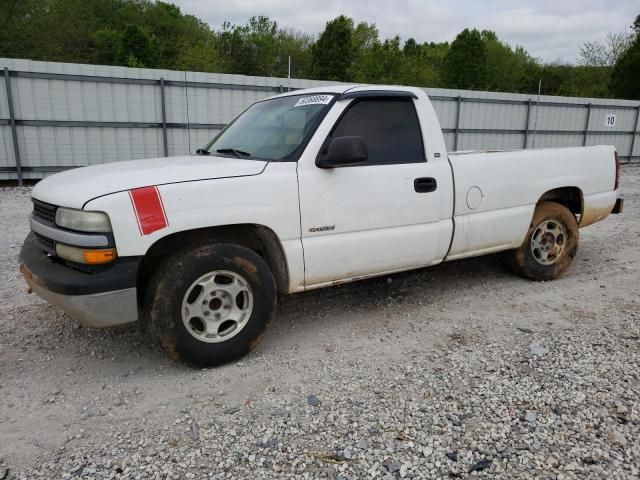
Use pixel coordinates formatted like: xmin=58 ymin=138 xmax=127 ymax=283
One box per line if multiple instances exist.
xmin=215 ymin=148 xmax=252 ymax=158
xmin=196 ymin=148 xmax=210 ymax=155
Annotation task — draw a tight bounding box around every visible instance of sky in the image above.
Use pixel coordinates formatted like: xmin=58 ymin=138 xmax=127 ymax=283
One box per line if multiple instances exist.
xmin=171 ymin=0 xmax=638 ymax=63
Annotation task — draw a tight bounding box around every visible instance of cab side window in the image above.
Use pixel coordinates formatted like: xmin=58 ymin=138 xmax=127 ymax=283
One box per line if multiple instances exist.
xmin=329 ymin=98 xmax=425 ymax=165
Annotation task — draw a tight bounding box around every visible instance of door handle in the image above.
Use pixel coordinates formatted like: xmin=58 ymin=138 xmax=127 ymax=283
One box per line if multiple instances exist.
xmin=414 ymin=177 xmax=437 ymax=193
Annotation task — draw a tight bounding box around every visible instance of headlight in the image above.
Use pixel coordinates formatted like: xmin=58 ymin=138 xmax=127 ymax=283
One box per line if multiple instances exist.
xmin=55 ymin=208 xmax=112 ymax=233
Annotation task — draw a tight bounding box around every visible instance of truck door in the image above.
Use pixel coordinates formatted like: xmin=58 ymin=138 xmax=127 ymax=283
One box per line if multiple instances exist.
xmin=297 ymin=94 xmax=452 ymax=287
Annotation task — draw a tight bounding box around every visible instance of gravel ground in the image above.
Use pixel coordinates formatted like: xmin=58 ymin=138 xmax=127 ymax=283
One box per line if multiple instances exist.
xmin=0 ymin=167 xmax=639 ymax=479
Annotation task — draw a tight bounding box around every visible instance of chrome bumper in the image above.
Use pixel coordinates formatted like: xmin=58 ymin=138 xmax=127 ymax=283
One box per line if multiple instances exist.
xmin=22 ymin=264 xmax=138 ymax=329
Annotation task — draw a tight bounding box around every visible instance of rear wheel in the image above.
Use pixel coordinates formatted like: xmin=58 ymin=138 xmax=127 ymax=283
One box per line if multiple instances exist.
xmin=145 ymin=243 xmax=277 ymax=367
xmin=507 ymin=201 xmax=579 ymax=281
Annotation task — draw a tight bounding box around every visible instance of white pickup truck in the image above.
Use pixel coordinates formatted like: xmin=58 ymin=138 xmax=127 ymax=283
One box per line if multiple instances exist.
xmin=20 ymin=85 xmax=623 ymax=366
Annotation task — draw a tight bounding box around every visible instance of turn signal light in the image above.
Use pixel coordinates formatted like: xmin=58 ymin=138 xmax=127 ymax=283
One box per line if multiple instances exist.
xmin=55 ymin=243 xmax=117 ymax=265
xmin=83 ymin=249 xmax=117 ymax=265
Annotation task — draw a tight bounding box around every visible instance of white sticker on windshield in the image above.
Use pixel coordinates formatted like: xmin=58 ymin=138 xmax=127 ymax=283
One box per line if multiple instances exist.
xmin=294 ymin=95 xmax=333 ymax=107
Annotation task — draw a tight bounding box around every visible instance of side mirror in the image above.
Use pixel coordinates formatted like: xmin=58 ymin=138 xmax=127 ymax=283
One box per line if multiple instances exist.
xmin=316 ymin=136 xmax=368 ymax=168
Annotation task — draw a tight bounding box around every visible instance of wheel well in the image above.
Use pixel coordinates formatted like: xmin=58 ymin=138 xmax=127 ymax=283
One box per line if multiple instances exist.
xmin=539 ymin=187 xmax=583 ymax=218
xmin=136 ymin=224 xmax=290 ymax=308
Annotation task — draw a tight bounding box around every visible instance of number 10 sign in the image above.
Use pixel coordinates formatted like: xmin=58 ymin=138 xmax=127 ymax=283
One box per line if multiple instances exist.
xmin=605 ymin=113 xmax=617 ymax=128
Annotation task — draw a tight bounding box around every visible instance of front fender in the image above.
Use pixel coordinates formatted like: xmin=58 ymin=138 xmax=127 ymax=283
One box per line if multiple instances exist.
xmin=84 ymin=163 xmax=305 ymax=291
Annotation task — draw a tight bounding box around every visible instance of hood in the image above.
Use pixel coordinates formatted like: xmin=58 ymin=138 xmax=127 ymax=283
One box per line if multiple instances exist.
xmin=32 ymin=155 xmax=268 ymax=208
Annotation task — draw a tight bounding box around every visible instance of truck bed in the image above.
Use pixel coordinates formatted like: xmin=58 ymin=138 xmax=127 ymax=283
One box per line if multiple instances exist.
xmin=445 ymin=145 xmax=617 ymax=261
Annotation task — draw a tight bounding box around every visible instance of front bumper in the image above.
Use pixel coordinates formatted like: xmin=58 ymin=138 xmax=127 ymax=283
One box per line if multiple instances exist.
xmin=20 ymin=232 xmax=141 ymax=328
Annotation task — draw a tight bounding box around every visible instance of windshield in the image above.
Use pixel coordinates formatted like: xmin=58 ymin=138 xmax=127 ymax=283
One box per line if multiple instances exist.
xmin=202 ymin=94 xmax=335 ymax=161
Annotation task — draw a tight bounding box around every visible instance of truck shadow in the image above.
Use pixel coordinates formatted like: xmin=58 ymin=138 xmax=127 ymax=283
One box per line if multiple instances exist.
xmin=8 ymin=251 xmax=544 ymax=375
xmin=278 ymin=253 xmax=509 ymax=319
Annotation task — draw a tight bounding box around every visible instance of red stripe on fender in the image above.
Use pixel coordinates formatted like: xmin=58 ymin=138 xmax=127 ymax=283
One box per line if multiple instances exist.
xmin=128 ymin=186 xmax=168 ymax=235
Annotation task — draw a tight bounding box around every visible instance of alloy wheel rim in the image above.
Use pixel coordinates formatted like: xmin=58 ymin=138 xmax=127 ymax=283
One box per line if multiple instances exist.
xmin=181 ymin=270 xmax=254 ymax=343
xmin=530 ymin=219 xmax=567 ymax=266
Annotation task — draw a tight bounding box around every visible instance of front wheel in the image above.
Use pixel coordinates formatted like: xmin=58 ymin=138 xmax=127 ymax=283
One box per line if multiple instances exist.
xmin=507 ymin=201 xmax=579 ymax=281
xmin=145 ymin=243 xmax=277 ymax=367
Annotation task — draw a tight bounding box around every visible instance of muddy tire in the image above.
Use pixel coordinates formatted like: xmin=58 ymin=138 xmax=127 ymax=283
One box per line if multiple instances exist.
xmin=507 ymin=201 xmax=579 ymax=281
xmin=144 ymin=243 xmax=276 ymax=367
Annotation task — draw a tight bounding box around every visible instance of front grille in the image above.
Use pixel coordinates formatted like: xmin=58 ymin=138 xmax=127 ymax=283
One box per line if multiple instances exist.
xmin=33 ymin=200 xmax=56 ymax=225
xmin=35 ymin=233 xmax=55 ymax=253
xmin=32 ymin=200 xmax=57 ymax=254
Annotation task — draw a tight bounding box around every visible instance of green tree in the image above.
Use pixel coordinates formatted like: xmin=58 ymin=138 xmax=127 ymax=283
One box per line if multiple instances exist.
xmin=479 ymin=31 xmax=540 ymax=93
xmin=350 ymin=36 xmax=403 ymax=84
xmin=91 ymin=28 xmax=122 ymax=65
xmin=352 ymin=21 xmax=378 ymax=53
xmin=175 ymin=41 xmax=220 ymax=72
xmin=144 ymin=2 xmax=188 ymax=67
xmin=0 ymin=0 xmax=628 ymax=98
xmin=610 ymin=15 xmax=640 ymax=99
xmin=275 ymin=28 xmax=313 ymax=78
xmin=118 ymin=24 xmax=156 ymax=67
xmin=0 ymin=0 xmax=221 ymax=71
xmin=0 ymin=0 xmax=48 ymax=60
xmin=537 ymin=61 xmax=601 ymax=97
xmin=215 ymin=16 xmax=308 ymax=77
xmin=442 ymin=28 xmax=487 ymax=90
xmin=400 ymin=40 xmax=448 ymax=87
xmin=309 ymin=15 xmax=354 ymax=81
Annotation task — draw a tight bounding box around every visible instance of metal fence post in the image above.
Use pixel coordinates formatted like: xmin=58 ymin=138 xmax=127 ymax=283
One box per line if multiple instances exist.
xmin=454 ymin=96 xmax=462 ymax=152
xmin=159 ymin=77 xmax=168 ymax=157
xmin=3 ymin=67 xmax=23 ymax=186
xmin=583 ymin=103 xmax=592 ymax=147
xmin=630 ymin=105 xmax=640 ymax=163
xmin=523 ymin=99 xmax=532 ymax=149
